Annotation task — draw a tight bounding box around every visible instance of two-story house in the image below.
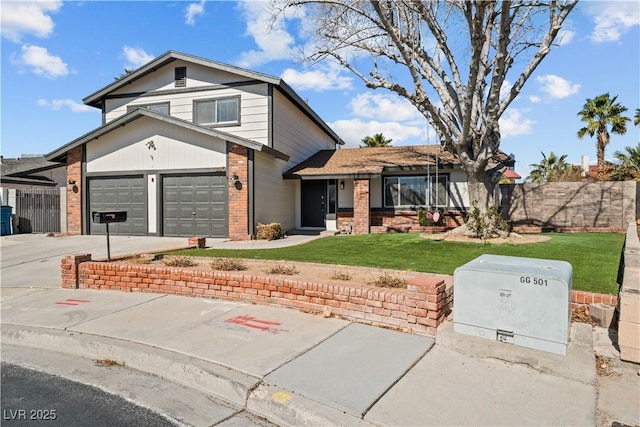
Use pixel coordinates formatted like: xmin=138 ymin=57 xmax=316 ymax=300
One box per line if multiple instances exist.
xmin=46 ymin=50 xmax=514 ymax=239
xmin=46 ymin=51 xmax=344 ymax=239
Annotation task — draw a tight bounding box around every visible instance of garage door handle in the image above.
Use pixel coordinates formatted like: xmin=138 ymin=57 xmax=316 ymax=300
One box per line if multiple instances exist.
xmin=192 ymin=212 xmax=196 ymax=216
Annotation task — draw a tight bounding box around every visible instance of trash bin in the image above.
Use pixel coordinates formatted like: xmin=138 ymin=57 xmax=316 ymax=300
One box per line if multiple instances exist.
xmin=1 ymin=206 xmax=13 ymax=236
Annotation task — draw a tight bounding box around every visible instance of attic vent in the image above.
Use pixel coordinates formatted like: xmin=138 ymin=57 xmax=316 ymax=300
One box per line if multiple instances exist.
xmin=175 ymin=66 xmax=187 ymax=87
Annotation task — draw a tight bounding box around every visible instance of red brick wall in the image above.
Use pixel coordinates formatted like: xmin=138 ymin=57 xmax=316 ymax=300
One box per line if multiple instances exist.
xmin=66 ymin=146 xmax=83 ymax=235
xmin=338 ymin=209 xmax=465 ymax=234
xmin=353 ymin=179 xmax=370 ymax=234
xmin=68 ymin=259 xmax=452 ymax=336
xmin=571 ymin=290 xmax=618 ymax=307
xmin=228 ymin=143 xmax=250 ymax=240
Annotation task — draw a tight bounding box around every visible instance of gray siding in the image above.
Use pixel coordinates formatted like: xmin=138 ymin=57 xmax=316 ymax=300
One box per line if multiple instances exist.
xmin=104 ymin=61 xmax=270 ymax=145
xmin=272 ymin=90 xmax=337 ymax=168
xmin=254 ymin=151 xmax=296 ymax=231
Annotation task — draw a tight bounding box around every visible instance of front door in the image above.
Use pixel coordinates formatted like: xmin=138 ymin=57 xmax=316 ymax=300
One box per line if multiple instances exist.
xmin=302 ymin=180 xmax=326 ymax=227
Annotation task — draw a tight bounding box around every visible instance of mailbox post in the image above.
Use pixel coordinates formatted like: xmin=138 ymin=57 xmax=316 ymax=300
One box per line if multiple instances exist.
xmin=92 ymin=211 xmax=127 ymax=262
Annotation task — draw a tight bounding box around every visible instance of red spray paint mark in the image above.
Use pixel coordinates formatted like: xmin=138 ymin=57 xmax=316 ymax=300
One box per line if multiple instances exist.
xmin=224 ymin=315 xmax=288 ymax=334
xmin=55 ymin=299 xmax=91 ymax=306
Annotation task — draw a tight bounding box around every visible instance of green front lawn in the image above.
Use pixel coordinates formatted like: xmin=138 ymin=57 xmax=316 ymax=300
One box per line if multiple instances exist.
xmin=171 ymin=232 xmax=625 ymax=295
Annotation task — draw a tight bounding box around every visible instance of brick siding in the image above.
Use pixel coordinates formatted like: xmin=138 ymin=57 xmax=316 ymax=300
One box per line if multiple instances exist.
xmin=353 ymin=179 xmax=370 ymax=234
xmin=227 ymin=143 xmax=250 ymax=240
xmin=66 ymin=146 xmax=83 ymax=235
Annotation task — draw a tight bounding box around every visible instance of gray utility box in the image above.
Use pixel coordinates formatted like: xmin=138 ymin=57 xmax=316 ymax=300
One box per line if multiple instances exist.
xmin=454 ymin=254 xmax=572 ymax=355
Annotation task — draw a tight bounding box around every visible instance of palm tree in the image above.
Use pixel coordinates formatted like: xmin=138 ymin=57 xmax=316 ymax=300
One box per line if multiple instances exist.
xmin=361 ymin=133 xmax=392 ymax=147
xmin=577 ymin=93 xmax=630 ymax=180
xmin=527 ymin=151 xmax=571 ymax=183
xmin=611 ymin=144 xmax=640 ymax=181
xmin=634 ymin=109 xmax=640 ymax=126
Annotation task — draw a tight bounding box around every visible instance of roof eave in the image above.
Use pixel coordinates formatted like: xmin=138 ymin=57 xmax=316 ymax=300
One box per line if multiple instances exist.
xmin=83 ymin=50 xmax=283 ymax=108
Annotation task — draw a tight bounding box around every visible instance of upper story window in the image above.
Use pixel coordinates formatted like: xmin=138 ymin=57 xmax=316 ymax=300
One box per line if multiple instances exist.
xmin=194 ymin=96 xmax=240 ymax=127
xmin=175 ymin=67 xmax=187 ymax=87
xmin=384 ymin=175 xmax=448 ymax=208
xmin=127 ymin=102 xmax=170 ymax=115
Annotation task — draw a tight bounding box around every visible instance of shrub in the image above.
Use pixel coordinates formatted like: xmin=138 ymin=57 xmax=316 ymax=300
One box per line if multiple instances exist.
xmin=210 ymin=258 xmax=248 ymax=271
xmin=162 ymin=256 xmax=196 ymax=267
xmin=264 ymin=263 xmax=299 ymax=275
xmin=256 ymin=222 xmax=283 ymax=240
xmin=418 ymin=209 xmax=445 ymax=226
xmin=330 ymin=270 xmax=352 ymax=281
xmin=369 ymin=272 xmax=408 ymax=288
xmin=466 ymin=202 xmax=512 ymax=239
xmin=125 ymin=255 xmax=152 ymax=265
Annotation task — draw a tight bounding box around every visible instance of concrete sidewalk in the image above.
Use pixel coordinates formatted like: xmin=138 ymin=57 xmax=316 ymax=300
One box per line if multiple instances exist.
xmin=3 ymin=287 xmax=636 ymax=426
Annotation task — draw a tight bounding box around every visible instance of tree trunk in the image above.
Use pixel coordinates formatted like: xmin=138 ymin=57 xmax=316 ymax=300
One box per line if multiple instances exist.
xmin=455 ymin=162 xmax=508 ymax=239
xmin=466 ymin=167 xmax=497 ymax=213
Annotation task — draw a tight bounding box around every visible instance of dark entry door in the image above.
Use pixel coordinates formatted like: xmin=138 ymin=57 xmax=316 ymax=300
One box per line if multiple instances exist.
xmin=302 ymin=180 xmax=326 ymax=227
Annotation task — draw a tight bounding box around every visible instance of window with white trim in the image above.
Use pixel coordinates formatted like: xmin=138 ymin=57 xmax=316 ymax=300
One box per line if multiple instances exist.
xmin=384 ymin=175 xmax=448 ymax=208
xmin=194 ymin=97 xmax=240 ymax=126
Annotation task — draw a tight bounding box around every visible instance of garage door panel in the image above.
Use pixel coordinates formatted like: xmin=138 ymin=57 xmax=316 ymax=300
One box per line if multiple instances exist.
xmin=162 ymin=174 xmax=227 ymax=237
xmin=89 ymin=176 xmax=146 ymax=236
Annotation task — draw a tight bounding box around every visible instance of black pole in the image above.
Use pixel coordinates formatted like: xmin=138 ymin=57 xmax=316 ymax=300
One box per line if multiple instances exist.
xmin=106 ymin=222 xmax=111 ymax=262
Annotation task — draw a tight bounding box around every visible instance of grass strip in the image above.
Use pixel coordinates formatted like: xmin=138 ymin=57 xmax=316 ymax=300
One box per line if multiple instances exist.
xmin=168 ymin=232 xmax=625 ymax=295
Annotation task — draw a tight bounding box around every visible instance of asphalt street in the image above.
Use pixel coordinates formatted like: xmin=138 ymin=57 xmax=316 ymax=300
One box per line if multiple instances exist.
xmin=1 ymin=363 xmax=177 ymax=427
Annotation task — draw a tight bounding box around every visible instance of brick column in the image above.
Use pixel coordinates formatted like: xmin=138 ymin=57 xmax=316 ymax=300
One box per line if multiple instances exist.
xmin=228 ymin=143 xmax=250 ymax=240
xmin=61 ymin=253 xmax=92 ymax=289
xmin=353 ymin=178 xmax=370 ymax=234
xmin=66 ymin=146 xmax=83 ymax=235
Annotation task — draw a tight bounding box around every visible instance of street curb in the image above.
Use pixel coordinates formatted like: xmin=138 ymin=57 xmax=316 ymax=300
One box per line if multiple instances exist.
xmin=1 ymin=324 xmax=260 ymax=408
xmin=1 ymin=324 xmax=377 ymax=427
xmin=248 ymin=383 xmax=373 ymax=427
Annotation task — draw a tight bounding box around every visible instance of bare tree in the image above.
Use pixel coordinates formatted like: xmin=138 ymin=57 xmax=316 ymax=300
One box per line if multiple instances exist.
xmin=272 ymin=0 xmax=577 ymax=233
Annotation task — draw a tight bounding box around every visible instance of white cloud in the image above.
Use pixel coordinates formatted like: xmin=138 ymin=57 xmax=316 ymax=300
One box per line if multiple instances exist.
xmin=235 ymin=1 xmax=296 ymax=67
xmin=185 ymin=0 xmax=205 ymax=26
xmin=499 ymin=109 xmax=534 ymax=138
xmin=37 ymin=98 xmax=93 ymax=113
xmin=122 ymin=46 xmax=153 ymax=69
xmin=348 ymin=92 xmax=422 ymax=122
xmin=13 ymin=45 xmax=67 ymax=78
xmin=535 ymin=74 xmax=580 ymax=99
xmin=330 ymin=119 xmax=429 ymax=147
xmin=583 ymin=1 xmax=640 ymax=43
xmin=281 ymin=63 xmax=352 ymax=92
xmin=529 ymin=95 xmax=541 ymax=103
xmin=0 ymin=1 xmax=62 ymax=42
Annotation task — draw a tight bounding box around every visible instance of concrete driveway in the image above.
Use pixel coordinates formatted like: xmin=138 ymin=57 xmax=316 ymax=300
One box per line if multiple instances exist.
xmin=1 ymin=234 xmax=188 ymax=289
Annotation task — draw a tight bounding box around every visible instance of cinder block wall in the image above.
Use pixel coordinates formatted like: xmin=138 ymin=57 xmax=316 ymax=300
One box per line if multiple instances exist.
xmin=501 ymin=182 xmax=637 ymax=230
xmin=618 ymin=221 xmax=640 ymax=363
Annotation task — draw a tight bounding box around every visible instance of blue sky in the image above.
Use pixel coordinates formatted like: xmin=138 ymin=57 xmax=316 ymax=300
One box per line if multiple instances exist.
xmin=1 ymin=0 xmax=639 ymax=179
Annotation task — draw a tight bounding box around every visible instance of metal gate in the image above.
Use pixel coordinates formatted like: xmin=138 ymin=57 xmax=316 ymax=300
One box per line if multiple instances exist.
xmin=15 ymin=189 xmax=61 ymax=233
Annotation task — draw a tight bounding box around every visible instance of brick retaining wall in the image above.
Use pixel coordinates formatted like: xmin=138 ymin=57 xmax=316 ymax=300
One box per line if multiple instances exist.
xmin=62 ymin=254 xmax=453 ymax=336
xmin=61 ymin=253 xmax=617 ymax=336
